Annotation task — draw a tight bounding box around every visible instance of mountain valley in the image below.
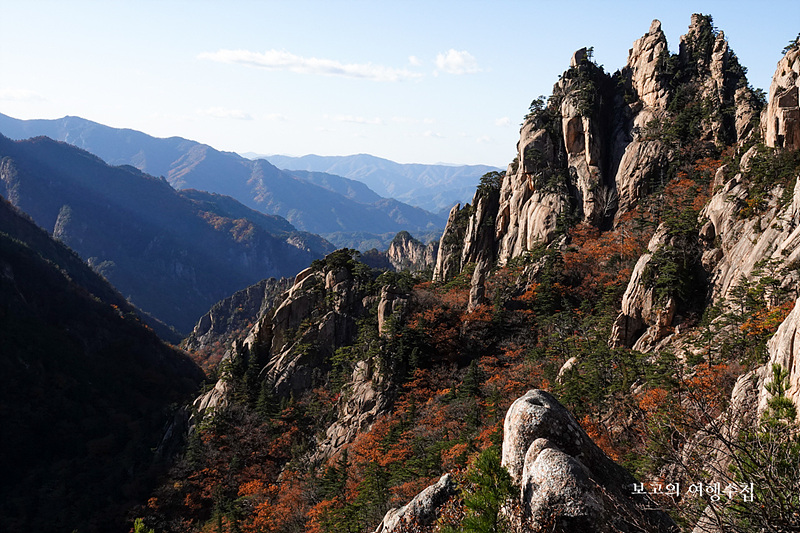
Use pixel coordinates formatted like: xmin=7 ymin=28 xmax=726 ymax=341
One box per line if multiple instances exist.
xmin=2 ymin=12 xmax=800 ymax=533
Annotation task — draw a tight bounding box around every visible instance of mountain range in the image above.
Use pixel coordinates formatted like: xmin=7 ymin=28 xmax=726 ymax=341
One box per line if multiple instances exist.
xmin=261 ymin=152 xmax=501 ymax=214
xmin=0 ymin=113 xmax=448 ymax=249
xmin=5 ymin=12 xmax=799 ymax=533
xmin=130 ymin=16 xmax=800 ymax=533
xmin=0 ymin=134 xmax=331 ymax=334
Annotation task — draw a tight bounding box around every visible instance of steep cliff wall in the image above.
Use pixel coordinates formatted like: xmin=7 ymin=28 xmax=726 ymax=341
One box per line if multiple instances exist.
xmin=433 ymin=16 xmax=759 ymax=283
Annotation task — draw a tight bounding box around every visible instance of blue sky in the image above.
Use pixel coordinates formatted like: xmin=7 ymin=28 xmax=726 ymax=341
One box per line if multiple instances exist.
xmin=1 ymin=1 xmax=798 ymax=166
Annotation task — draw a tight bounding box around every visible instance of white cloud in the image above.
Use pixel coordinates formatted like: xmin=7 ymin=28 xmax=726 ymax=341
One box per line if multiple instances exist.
xmin=476 ymin=135 xmax=492 ymax=143
xmin=422 ymin=130 xmax=444 ymax=138
xmin=408 ymin=55 xmax=422 ymax=66
xmin=391 ymin=116 xmax=435 ymax=125
xmin=198 ymin=49 xmax=422 ymax=82
xmin=325 ymin=114 xmax=383 ymax=125
xmin=197 ymin=107 xmax=253 ymax=120
xmin=495 ymin=117 xmax=512 ymax=127
xmin=435 ymin=49 xmax=480 ymax=75
xmin=0 ymin=88 xmax=44 ymax=101
xmin=263 ymin=113 xmax=288 ymax=121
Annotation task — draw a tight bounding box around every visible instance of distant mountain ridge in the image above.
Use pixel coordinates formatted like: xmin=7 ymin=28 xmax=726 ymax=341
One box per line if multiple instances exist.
xmin=0 ymin=134 xmax=332 ymax=333
xmin=262 ymin=153 xmax=502 ymax=213
xmin=0 ymin=113 xmax=446 ymax=247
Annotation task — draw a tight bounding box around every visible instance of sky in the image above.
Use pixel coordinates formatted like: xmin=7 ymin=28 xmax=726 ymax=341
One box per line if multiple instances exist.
xmin=1 ymin=1 xmax=798 ymax=167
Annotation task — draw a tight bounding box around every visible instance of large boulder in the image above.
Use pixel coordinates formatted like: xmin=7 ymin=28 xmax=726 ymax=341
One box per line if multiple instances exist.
xmin=502 ymin=390 xmax=677 ymax=532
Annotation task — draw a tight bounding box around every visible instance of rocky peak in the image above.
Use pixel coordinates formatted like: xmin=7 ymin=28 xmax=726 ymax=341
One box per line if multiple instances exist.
xmin=763 ymin=45 xmax=800 ymax=150
xmin=433 ymin=202 xmax=468 ymax=282
xmin=386 ymin=230 xmax=438 ymax=272
xmin=623 ymin=19 xmax=670 ymax=109
xmin=432 ymin=15 xmax=762 ymax=281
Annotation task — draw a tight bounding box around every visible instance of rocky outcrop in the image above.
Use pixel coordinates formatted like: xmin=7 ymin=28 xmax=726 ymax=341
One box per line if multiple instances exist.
xmin=702 ymin=174 xmax=800 ymax=303
xmin=377 ymin=285 xmax=409 ymax=336
xmin=610 ymin=226 xmax=678 ymax=350
xmin=190 ymin=251 xmax=401 ymax=461
xmin=379 ymin=390 xmax=676 ymax=533
xmin=764 ymin=45 xmax=800 ymax=150
xmin=432 ymin=203 xmax=467 ymax=282
xmin=183 ymin=277 xmax=292 ymax=356
xmin=461 ymin=187 xmax=500 ymax=269
xmin=386 ymin=231 xmax=438 ymax=272
xmin=373 ymin=474 xmax=456 ymax=533
xmin=467 ymin=259 xmax=488 ymax=312
xmin=193 ymin=379 xmax=230 ymax=416
xmin=623 ymin=20 xmax=670 ymax=109
xmin=435 ymin=16 xmax=759 ymax=277
xmin=614 ymin=20 xmax=672 ymax=216
xmin=313 ymin=360 xmax=389 ymax=464
xmin=502 ymin=390 xmax=677 ymax=532
xmin=266 ymin=266 xmax=365 ymax=398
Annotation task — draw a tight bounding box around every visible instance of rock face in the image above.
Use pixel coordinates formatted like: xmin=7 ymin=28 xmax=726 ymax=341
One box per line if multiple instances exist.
xmin=614 ymin=20 xmax=671 ymax=216
xmin=386 ymin=230 xmax=438 ymax=272
xmin=266 ymin=266 xmax=364 ymax=398
xmin=377 ymin=285 xmax=409 ymax=337
xmin=434 ymin=16 xmax=757 ymax=278
xmin=183 ymin=277 xmax=292 ymax=363
xmin=763 ymin=45 xmax=800 ymax=150
xmin=623 ymin=20 xmax=670 ymax=109
xmin=373 ymin=474 xmax=456 ymax=533
xmin=313 ymin=360 xmax=389 ymax=464
xmin=191 ymin=252 xmax=399 ymax=460
xmin=502 ymin=390 xmax=677 ymax=532
xmin=432 ymin=203 xmax=467 ymax=282
xmin=610 ymin=226 xmax=678 ymax=350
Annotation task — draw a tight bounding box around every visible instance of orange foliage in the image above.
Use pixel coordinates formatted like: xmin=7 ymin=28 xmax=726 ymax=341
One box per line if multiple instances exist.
xmin=580 ymin=415 xmax=620 ymax=461
xmin=563 ymin=222 xmax=650 ymax=303
xmin=686 ymin=363 xmax=736 ymax=417
xmin=741 ymin=301 xmax=794 ymax=339
xmin=637 ymin=388 xmax=669 ymax=414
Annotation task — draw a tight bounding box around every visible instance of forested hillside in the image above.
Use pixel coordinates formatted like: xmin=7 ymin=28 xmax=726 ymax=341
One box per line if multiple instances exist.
xmin=0 ymin=135 xmax=331 ymax=333
xmin=0 ymin=196 xmax=205 ymax=533
xmin=131 ymin=16 xmax=800 ymax=533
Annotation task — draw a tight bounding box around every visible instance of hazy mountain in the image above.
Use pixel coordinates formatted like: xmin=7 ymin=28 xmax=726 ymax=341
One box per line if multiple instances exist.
xmin=0 ymin=134 xmax=332 ymax=333
xmin=0 ymin=194 xmax=204 ymax=533
xmin=277 ymin=169 xmax=383 ymax=204
xmin=262 ymin=153 xmax=502 ymax=213
xmin=0 ymin=113 xmax=446 ymax=244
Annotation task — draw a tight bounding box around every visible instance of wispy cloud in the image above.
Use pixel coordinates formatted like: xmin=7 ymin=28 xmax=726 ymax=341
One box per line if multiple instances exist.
xmin=197 ymin=107 xmax=253 ymax=120
xmin=198 ymin=49 xmax=422 ymax=82
xmin=391 ymin=116 xmax=435 ymax=125
xmin=435 ymin=49 xmax=480 ymax=75
xmin=408 ymin=55 xmax=422 ymax=66
xmin=495 ymin=117 xmax=512 ymax=127
xmin=0 ymin=88 xmax=44 ymax=101
xmin=476 ymin=135 xmax=492 ymax=143
xmin=422 ymin=130 xmax=444 ymax=138
xmin=263 ymin=113 xmax=288 ymax=121
xmin=325 ymin=114 xmax=383 ymax=125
